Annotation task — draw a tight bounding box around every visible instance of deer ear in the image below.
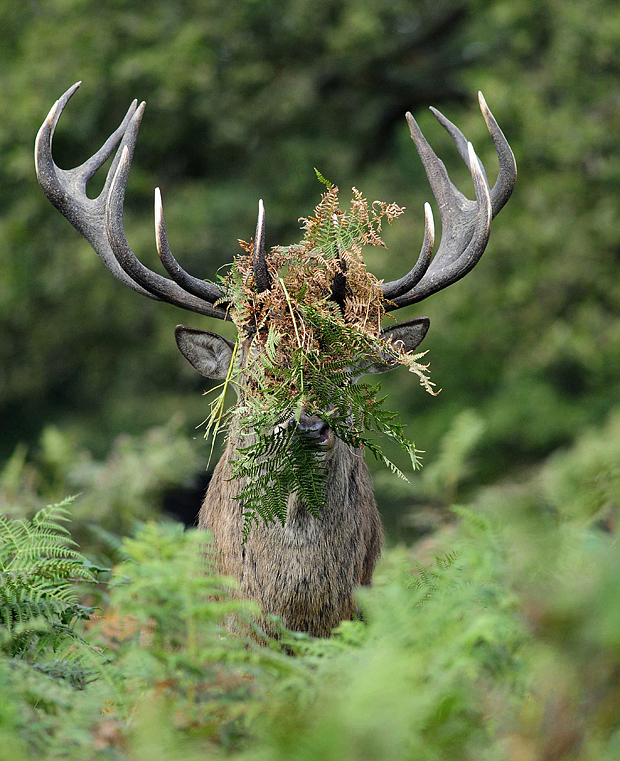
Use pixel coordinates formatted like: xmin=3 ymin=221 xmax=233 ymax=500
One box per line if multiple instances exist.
xmin=365 ymin=317 xmax=430 ymax=374
xmin=175 ymin=325 xmax=235 ymax=379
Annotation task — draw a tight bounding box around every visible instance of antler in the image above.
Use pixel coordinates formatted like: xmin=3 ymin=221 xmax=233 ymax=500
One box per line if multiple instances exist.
xmin=252 ymin=199 xmax=270 ymax=293
xmin=36 ymin=85 xmax=513 ymax=321
xmin=382 ymin=92 xmax=516 ymax=310
xmin=35 ymin=82 xmax=229 ymax=319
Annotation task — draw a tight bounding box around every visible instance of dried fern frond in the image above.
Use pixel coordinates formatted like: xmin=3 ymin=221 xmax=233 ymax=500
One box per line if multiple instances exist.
xmin=209 ymin=173 xmax=433 ymax=534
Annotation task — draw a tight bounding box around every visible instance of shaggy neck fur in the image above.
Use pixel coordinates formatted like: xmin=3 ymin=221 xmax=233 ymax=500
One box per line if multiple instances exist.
xmin=199 ymin=436 xmax=383 ymax=637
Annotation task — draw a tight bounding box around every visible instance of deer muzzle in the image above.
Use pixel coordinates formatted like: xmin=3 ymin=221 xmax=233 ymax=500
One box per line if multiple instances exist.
xmin=288 ymin=412 xmax=335 ymax=451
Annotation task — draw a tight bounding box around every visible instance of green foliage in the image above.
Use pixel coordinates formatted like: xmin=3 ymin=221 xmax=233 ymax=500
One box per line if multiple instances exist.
xmin=232 ymin=425 xmax=327 ymax=531
xmin=1 ymin=417 xmax=204 ymax=552
xmin=99 ymin=522 xmax=306 ymax=752
xmin=0 ymin=515 xmax=307 ymax=758
xmin=242 ymin=526 xmax=523 ymax=761
xmin=418 ymin=409 xmax=486 ymax=504
xmin=231 ymin=308 xmax=425 ymax=534
xmin=540 ymin=408 xmax=620 ymax=522
xmin=6 ymin=407 xmax=620 ymax=757
xmin=0 ymin=499 xmax=99 ymax=660
xmin=0 ymin=657 xmax=108 ymax=761
xmin=371 ymin=408 xmax=486 ymax=543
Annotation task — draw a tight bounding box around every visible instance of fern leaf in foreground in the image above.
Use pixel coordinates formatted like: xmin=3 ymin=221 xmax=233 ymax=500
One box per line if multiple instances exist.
xmin=0 ymin=499 xmax=100 ymax=659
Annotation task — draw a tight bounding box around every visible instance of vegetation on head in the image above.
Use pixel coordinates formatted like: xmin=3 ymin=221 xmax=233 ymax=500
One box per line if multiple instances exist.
xmin=197 ymin=176 xmax=437 ymax=534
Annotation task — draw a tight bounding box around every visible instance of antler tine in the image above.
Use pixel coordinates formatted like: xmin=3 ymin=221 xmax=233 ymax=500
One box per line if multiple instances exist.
xmin=154 ymin=188 xmax=227 ymax=304
xmin=36 ymin=82 xmax=129 ymax=200
xmin=478 ymin=92 xmax=517 ymax=214
xmin=253 ymin=199 xmax=271 ymax=293
xmin=106 ymin=135 xmax=227 ymax=318
xmin=387 ymin=142 xmax=491 ymax=310
xmin=330 ymin=264 xmax=347 ymax=312
xmin=382 ymin=202 xmax=434 ymax=301
xmin=428 ymin=106 xmax=489 ymax=187
xmin=430 ymin=93 xmax=516 ymax=216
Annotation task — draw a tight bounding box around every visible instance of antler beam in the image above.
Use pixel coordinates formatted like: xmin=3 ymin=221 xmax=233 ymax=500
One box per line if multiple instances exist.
xmin=382 ymin=92 xmax=516 ymax=309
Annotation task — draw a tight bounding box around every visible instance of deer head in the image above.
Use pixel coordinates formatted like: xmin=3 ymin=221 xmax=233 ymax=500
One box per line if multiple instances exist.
xmin=35 ymin=82 xmax=514 ymax=439
xmin=35 ymin=83 xmax=516 ymax=636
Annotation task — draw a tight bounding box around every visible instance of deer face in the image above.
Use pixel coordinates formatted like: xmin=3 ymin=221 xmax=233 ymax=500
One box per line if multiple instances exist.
xmin=174 ymin=325 xmax=340 ymax=451
xmin=174 ymin=316 xmax=431 ymax=454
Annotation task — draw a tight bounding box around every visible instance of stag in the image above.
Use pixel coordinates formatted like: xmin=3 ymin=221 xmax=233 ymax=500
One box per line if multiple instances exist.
xmin=36 ymin=83 xmax=515 ymax=637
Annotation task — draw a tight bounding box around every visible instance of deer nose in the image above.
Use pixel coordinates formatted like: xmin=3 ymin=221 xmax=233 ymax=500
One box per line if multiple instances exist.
xmin=288 ymin=413 xmax=333 ymax=448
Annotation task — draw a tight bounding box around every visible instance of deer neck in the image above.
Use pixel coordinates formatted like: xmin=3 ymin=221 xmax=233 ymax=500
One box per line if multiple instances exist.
xmin=218 ymin=433 xmax=372 ymax=520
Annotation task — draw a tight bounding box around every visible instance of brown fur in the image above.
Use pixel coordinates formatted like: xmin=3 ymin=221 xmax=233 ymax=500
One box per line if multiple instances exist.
xmin=199 ymin=435 xmax=383 ymax=638
xmin=191 ymin=324 xmax=429 ymax=637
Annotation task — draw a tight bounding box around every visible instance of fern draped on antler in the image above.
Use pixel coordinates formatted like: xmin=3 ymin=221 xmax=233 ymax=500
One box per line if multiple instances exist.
xmin=206 ymin=175 xmax=437 ymax=535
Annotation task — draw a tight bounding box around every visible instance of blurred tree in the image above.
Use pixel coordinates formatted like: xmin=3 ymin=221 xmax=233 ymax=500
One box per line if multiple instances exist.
xmin=0 ymin=0 xmax=473 ymax=460
xmin=1 ymin=0 xmax=620 ymax=498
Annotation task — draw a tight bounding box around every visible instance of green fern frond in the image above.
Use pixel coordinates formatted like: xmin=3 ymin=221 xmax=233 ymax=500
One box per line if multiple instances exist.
xmin=0 ymin=501 xmax=102 ymax=659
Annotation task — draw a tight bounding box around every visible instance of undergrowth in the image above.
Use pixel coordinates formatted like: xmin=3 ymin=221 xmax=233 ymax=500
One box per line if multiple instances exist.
xmin=0 ymin=499 xmax=102 ymax=666
xmin=5 ymin=409 xmax=620 ymax=758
